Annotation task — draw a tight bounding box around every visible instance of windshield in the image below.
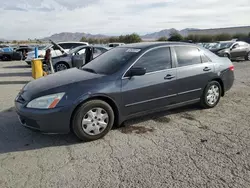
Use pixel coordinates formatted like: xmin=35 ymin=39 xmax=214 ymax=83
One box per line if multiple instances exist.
xmin=68 ymin=46 xmax=86 ymax=54
xmin=82 ymin=47 xmax=141 ymax=75
xmin=213 ymin=42 xmax=233 ymax=49
xmin=43 ymin=44 xmax=53 ymax=50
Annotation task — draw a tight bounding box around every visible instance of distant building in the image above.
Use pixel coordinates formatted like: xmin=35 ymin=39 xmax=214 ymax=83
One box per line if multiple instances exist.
xmin=188 ymin=26 xmax=250 ymax=36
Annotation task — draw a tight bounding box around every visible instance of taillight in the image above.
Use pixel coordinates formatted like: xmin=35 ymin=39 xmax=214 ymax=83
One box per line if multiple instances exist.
xmin=229 ymin=65 xmax=234 ymax=71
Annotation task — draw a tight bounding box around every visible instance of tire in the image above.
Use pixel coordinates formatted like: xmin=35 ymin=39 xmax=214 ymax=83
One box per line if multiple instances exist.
xmin=2 ymin=55 xmax=11 ymax=61
xmin=223 ymin=53 xmax=230 ymax=59
xmin=55 ymin=62 xmax=69 ymax=72
xmin=245 ymin=52 xmax=250 ymax=61
xmin=200 ymin=81 xmax=222 ymax=108
xmin=72 ymin=100 xmax=115 ymax=141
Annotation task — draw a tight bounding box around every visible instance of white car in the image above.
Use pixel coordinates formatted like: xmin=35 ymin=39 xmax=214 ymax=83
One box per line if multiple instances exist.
xmin=25 ymin=41 xmax=89 ymax=65
xmin=108 ymin=43 xmax=125 ymax=48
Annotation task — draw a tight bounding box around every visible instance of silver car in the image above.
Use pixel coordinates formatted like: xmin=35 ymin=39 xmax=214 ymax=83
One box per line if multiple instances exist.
xmin=52 ymin=45 xmax=110 ymax=72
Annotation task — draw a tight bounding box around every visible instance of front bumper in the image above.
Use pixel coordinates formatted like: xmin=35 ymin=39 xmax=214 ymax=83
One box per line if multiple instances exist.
xmin=15 ymin=101 xmax=73 ymax=134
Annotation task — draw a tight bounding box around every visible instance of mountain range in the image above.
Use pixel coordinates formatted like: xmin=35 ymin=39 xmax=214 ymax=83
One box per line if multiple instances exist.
xmin=40 ymin=28 xmax=200 ymax=42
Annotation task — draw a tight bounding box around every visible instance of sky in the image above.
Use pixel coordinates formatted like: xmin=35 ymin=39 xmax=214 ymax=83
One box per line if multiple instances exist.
xmin=0 ymin=0 xmax=250 ymax=40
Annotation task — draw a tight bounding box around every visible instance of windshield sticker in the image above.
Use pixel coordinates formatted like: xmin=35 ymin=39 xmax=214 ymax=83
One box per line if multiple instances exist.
xmin=126 ymin=49 xmax=141 ymax=53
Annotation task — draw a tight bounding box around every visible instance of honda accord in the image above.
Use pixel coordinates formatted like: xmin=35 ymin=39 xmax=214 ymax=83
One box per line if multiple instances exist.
xmin=15 ymin=42 xmax=234 ymax=141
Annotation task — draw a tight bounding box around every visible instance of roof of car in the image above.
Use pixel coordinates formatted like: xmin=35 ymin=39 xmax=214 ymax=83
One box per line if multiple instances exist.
xmin=119 ymin=42 xmax=195 ymax=50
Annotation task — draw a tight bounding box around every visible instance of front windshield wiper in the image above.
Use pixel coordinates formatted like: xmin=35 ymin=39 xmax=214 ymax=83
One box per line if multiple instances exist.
xmin=81 ymin=68 xmax=97 ymax=74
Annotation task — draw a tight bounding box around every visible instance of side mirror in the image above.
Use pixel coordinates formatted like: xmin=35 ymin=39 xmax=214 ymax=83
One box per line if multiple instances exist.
xmin=126 ymin=67 xmax=146 ymax=78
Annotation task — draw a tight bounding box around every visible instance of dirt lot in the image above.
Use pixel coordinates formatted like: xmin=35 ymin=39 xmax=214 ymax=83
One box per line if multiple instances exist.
xmin=0 ymin=60 xmax=250 ymax=188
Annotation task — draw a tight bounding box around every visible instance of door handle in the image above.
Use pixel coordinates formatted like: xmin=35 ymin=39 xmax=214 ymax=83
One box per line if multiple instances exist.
xmin=164 ymin=74 xmax=175 ymax=80
xmin=203 ymin=67 xmax=211 ymax=71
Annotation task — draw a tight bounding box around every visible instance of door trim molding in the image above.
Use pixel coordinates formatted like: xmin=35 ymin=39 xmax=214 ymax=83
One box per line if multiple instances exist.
xmin=125 ymin=88 xmax=202 ymax=107
xmin=178 ymin=88 xmax=202 ymax=95
xmin=125 ymin=94 xmax=177 ymax=107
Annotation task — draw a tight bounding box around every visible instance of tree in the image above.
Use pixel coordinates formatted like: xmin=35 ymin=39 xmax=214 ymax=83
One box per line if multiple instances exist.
xmin=214 ymin=33 xmax=232 ymax=41
xmin=199 ymin=35 xmax=214 ymax=43
xmin=157 ymin=36 xmax=168 ymax=41
xmin=232 ymin=33 xmax=247 ymax=39
xmin=168 ymin=32 xmax=183 ymax=41
xmin=80 ymin=36 xmax=88 ymax=42
xmin=122 ymin=33 xmax=142 ymax=43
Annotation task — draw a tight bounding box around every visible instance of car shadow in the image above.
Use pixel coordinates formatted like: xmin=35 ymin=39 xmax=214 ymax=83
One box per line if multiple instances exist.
xmin=0 ymin=104 xmax=201 ymax=154
xmin=3 ymin=65 xmax=30 ymax=69
xmin=0 ymin=107 xmax=79 ymax=154
xmin=123 ymin=104 xmax=201 ymax=127
xmin=0 ymin=72 xmax=31 ymax=77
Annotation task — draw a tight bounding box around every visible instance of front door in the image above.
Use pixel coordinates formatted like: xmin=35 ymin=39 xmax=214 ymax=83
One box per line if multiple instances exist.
xmin=121 ymin=47 xmax=178 ymax=116
xmin=173 ymin=46 xmax=215 ymax=102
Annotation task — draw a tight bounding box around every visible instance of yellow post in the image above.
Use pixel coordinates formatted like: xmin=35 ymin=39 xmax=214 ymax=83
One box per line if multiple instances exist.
xmin=31 ymin=58 xmax=44 ymax=79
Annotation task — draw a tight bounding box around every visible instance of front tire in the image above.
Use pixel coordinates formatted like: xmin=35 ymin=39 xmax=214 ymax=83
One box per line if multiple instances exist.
xmin=72 ymin=100 xmax=115 ymax=141
xmin=200 ymin=81 xmax=222 ymax=108
xmin=223 ymin=53 xmax=230 ymax=59
xmin=55 ymin=62 xmax=68 ymax=72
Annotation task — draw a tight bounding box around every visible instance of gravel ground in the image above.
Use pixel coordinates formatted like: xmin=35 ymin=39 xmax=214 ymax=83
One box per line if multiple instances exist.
xmin=0 ymin=60 xmax=250 ymax=188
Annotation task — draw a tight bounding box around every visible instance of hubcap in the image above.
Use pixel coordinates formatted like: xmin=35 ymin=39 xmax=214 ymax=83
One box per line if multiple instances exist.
xmin=56 ymin=64 xmax=68 ymax=71
xmin=206 ymin=85 xmax=220 ymax=105
xmin=82 ymin=108 xmax=109 ymax=136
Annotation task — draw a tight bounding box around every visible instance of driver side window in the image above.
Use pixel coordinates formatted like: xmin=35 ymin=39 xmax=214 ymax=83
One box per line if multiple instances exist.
xmin=77 ymin=48 xmax=86 ymax=55
xmin=133 ymin=47 xmax=172 ymax=73
xmin=232 ymin=43 xmax=240 ymax=49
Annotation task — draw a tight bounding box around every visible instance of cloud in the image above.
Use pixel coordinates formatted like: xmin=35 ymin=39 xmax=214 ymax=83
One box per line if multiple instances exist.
xmin=0 ymin=0 xmax=250 ymax=39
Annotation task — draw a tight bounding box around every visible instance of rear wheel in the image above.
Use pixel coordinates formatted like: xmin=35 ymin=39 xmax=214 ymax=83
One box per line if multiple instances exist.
xmin=200 ymin=81 xmax=222 ymax=108
xmin=245 ymin=52 xmax=250 ymax=61
xmin=72 ymin=100 xmax=115 ymax=141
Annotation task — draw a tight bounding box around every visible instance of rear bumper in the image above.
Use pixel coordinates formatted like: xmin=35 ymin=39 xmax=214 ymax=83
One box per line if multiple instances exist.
xmin=221 ymin=69 xmax=234 ymax=93
xmin=15 ymin=101 xmax=73 ymax=134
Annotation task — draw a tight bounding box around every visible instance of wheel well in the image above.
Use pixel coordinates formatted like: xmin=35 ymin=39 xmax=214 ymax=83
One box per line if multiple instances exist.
xmin=212 ymin=78 xmax=225 ymax=96
xmin=70 ymin=96 xmax=120 ymax=132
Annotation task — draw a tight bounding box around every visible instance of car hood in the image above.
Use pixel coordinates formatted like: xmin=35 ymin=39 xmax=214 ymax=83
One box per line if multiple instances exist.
xmin=210 ymin=47 xmax=228 ymax=53
xmin=22 ymin=68 xmax=103 ymax=100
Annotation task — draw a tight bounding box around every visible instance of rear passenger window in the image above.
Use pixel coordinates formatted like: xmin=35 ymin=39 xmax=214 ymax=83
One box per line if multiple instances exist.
xmin=175 ymin=46 xmax=202 ymax=67
xmin=134 ymin=47 xmax=172 ymax=73
xmin=201 ymin=53 xmax=211 ymax=63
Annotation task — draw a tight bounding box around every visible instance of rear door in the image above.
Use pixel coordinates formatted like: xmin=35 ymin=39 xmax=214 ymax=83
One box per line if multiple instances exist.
xmin=173 ymin=46 xmax=215 ymax=102
xmin=121 ymin=46 xmax=178 ymax=116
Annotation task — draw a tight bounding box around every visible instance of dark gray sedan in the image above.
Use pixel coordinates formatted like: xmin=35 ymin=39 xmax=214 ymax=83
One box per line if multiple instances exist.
xmin=52 ymin=45 xmax=110 ymax=72
xmin=15 ymin=42 xmax=234 ymax=141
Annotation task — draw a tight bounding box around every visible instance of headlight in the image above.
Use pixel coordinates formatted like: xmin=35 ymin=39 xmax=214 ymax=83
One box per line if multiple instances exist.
xmin=217 ymin=50 xmax=225 ymax=54
xmin=26 ymin=92 xmax=65 ymax=109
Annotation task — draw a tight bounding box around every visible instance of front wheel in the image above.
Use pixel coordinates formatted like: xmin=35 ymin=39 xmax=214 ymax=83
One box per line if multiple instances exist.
xmin=200 ymin=81 xmax=222 ymax=108
xmin=55 ymin=63 xmax=68 ymax=72
xmin=72 ymin=100 xmax=115 ymax=141
xmin=223 ymin=53 xmax=230 ymax=59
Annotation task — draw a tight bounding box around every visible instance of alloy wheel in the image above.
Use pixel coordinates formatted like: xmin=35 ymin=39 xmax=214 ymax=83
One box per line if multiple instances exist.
xmin=56 ymin=63 xmax=68 ymax=71
xmin=206 ymin=85 xmax=220 ymax=106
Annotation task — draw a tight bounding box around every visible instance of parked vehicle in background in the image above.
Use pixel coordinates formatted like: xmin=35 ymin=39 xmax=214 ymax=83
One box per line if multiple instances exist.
xmin=51 ymin=45 xmax=110 ymax=72
xmin=210 ymin=41 xmax=250 ymax=60
xmin=15 ymin=42 xmax=234 ymax=141
xmin=25 ymin=41 xmax=89 ymax=65
xmin=108 ymin=43 xmax=125 ymax=47
xmin=0 ymin=46 xmax=33 ymax=61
